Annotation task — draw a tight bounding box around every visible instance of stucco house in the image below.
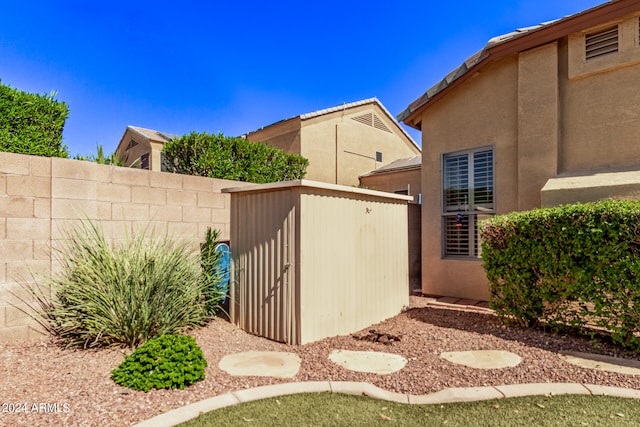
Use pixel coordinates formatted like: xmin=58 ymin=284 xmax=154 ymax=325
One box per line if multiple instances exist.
xmin=245 ymin=98 xmax=421 ymax=187
xmin=115 ymin=125 xmax=175 ymax=171
xmin=399 ymin=0 xmax=640 ymax=301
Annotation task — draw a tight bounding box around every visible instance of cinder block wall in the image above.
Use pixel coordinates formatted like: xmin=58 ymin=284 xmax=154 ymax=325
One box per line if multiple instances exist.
xmin=0 ymin=151 xmax=250 ymax=342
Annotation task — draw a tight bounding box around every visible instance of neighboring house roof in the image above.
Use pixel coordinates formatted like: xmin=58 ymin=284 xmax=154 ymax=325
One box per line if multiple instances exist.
xmin=398 ymin=0 xmax=638 ymax=129
xmin=359 ymin=155 xmax=422 ymax=178
xmin=127 ymin=125 xmax=176 ymax=143
xmin=251 ymin=98 xmax=421 ymax=151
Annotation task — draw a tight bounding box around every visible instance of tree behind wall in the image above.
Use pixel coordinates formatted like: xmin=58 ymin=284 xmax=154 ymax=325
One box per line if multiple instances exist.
xmin=162 ymin=132 xmax=308 ymax=183
xmin=0 ymin=81 xmax=69 ymax=158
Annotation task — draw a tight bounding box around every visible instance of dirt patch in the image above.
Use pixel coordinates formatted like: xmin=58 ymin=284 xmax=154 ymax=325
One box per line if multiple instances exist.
xmin=352 ymin=329 xmax=402 ymax=345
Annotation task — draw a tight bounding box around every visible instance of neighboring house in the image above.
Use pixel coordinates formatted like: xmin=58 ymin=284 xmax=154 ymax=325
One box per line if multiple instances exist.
xmin=359 ymin=155 xmax=422 ymax=203
xmin=245 ymin=98 xmax=421 ymax=187
xmin=359 ymin=155 xmax=422 ymax=291
xmin=398 ymin=0 xmax=640 ymax=301
xmin=115 ymin=126 xmax=175 ymax=171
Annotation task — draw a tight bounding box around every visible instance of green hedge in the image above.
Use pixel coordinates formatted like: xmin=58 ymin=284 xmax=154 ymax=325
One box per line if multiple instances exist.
xmin=481 ymin=200 xmax=640 ymax=350
xmin=0 ymin=81 xmax=69 ymax=157
xmin=162 ymin=132 xmax=308 ymax=183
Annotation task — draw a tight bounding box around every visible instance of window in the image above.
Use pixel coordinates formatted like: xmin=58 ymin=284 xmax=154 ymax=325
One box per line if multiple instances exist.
xmin=585 ymin=25 xmax=618 ymax=60
xmin=376 ymin=151 xmax=383 ymax=162
xmin=442 ymin=147 xmax=494 ymax=258
xmin=140 ymin=153 xmax=150 ymax=170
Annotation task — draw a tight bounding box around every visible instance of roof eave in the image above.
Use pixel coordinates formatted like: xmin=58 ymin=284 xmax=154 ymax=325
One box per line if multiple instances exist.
xmin=399 ymin=0 xmax=638 ymax=128
xmin=359 ymin=164 xmax=422 ymax=178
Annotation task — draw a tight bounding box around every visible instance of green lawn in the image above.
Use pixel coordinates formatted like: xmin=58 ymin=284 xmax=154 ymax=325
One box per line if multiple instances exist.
xmin=179 ymin=392 xmax=640 ymax=426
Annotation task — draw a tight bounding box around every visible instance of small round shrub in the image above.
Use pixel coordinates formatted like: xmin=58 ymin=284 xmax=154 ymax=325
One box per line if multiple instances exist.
xmin=111 ymin=334 xmax=208 ymax=392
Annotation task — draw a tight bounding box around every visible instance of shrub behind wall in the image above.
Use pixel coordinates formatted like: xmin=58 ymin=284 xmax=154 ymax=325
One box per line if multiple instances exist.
xmin=162 ymin=132 xmax=308 ymax=183
xmin=0 ymin=81 xmax=69 ymax=158
xmin=481 ymin=200 xmax=640 ymax=350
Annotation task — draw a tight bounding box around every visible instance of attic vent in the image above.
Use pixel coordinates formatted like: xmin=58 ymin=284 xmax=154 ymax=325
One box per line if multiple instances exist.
xmin=585 ymin=26 xmax=618 ymax=60
xmin=126 ymin=139 xmax=139 ymax=150
xmin=352 ymin=112 xmax=373 ymax=126
xmin=351 ymin=112 xmax=392 ymax=133
xmin=373 ymin=114 xmax=391 ymax=133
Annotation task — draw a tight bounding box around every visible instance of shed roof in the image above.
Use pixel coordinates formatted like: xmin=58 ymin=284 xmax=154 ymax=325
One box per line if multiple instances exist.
xmin=398 ymin=0 xmax=637 ymax=129
xmin=222 ymin=179 xmax=414 ymax=201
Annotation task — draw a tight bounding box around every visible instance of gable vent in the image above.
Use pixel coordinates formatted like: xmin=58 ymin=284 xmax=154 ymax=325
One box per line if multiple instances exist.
xmin=126 ymin=139 xmax=139 ymax=150
xmin=351 ymin=112 xmax=392 ymax=133
xmin=373 ymin=114 xmax=391 ymax=133
xmin=585 ymin=26 xmax=619 ymax=60
xmin=352 ymin=112 xmax=373 ymax=126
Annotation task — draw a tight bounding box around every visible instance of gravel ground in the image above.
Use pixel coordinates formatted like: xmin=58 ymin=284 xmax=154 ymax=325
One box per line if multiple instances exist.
xmin=1 ymin=295 xmax=640 ymax=427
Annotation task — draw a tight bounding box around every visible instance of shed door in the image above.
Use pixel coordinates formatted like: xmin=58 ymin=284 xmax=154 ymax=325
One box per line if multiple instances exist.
xmin=233 ymin=190 xmax=297 ymax=344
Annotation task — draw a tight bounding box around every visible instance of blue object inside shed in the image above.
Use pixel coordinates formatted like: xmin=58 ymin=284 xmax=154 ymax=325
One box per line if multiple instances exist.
xmin=214 ymin=243 xmax=230 ymax=303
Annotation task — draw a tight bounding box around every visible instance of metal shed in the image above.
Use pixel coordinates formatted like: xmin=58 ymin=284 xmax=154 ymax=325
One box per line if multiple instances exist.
xmin=222 ymin=179 xmax=411 ymax=345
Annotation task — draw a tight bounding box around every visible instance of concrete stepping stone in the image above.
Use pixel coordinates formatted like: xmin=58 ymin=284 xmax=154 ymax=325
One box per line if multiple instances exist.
xmin=218 ymin=351 xmax=301 ymax=378
xmin=558 ymin=351 xmax=640 ymax=375
xmin=440 ymin=350 xmax=522 ymax=369
xmin=329 ymin=350 xmax=407 ymax=374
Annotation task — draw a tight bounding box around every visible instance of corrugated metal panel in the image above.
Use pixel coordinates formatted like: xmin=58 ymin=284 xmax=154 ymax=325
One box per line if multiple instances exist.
xmin=298 ymin=189 xmax=408 ymax=344
xmin=230 ymin=189 xmax=298 ymax=344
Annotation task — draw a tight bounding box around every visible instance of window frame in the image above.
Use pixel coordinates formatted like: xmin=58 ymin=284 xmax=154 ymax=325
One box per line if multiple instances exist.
xmin=440 ymin=145 xmax=495 ymax=260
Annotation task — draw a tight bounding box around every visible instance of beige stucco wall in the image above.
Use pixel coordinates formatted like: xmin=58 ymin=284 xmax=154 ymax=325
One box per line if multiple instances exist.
xmin=0 ymin=151 xmax=251 ymax=341
xmin=568 ymin=15 xmax=640 ymax=80
xmin=517 ymin=42 xmax=559 ymax=211
xmin=246 ymin=103 xmax=420 ymax=187
xmin=415 ymin=12 xmax=640 ymax=300
xmin=420 ymin=58 xmax=519 ymax=301
xmin=227 ymin=180 xmax=410 ymax=345
xmin=561 ymin=60 xmax=640 ymax=172
xmin=246 ymin=118 xmax=302 ymax=155
xmin=302 ymin=108 xmax=420 ymax=186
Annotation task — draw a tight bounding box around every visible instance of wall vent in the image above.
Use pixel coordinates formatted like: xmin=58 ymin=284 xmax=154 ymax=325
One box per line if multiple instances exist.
xmin=585 ymin=25 xmax=619 ymax=60
xmin=373 ymin=114 xmax=391 ymax=133
xmin=351 ymin=112 xmax=392 ymax=133
xmin=352 ymin=112 xmax=373 ymax=127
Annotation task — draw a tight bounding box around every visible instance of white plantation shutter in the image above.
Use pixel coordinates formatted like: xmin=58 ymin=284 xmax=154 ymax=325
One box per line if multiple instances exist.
xmin=442 ymin=147 xmax=494 ymax=258
xmin=444 ymin=215 xmax=470 ymax=256
xmin=443 ymin=154 xmax=469 ymax=212
xmin=473 ymin=149 xmax=493 ymax=210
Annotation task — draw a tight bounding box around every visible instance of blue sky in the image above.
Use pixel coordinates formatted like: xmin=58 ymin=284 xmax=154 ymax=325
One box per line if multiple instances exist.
xmin=1 ymin=0 xmax=606 ymax=157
